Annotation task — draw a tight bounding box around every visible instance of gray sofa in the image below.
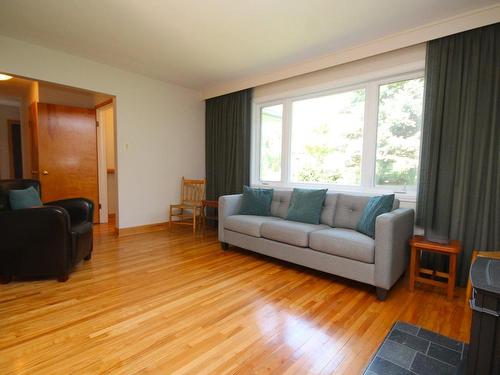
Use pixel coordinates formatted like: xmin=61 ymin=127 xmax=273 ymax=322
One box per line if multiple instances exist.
xmin=218 ymin=190 xmax=414 ymax=300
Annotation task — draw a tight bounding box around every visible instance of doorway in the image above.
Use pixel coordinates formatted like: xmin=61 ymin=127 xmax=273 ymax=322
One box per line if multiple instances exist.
xmin=96 ymin=100 xmax=117 ymax=224
xmin=0 ymin=103 xmax=22 ymax=179
xmin=7 ymin=120 xmax=23 ymax=178
xmin=0 ymin=73 xmax=118 ymax=227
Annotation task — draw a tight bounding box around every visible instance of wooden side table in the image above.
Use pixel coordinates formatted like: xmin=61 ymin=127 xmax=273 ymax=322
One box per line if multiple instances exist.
xmin=409 ymin=235 xmax=462 ymax=299
xmin=201 ymin=200 xmax=218 ymax=227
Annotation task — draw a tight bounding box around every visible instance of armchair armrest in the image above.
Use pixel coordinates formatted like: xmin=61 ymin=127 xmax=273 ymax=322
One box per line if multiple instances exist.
xmin=0 ymin=206 xmax=72 ymax=277
xmin=218 ymin=194 xmax=242 ymax=242
xmin=45 ymin=198 xmax=94 ymax=225
xmin=374 ymin=208 xmax=415 ymax=290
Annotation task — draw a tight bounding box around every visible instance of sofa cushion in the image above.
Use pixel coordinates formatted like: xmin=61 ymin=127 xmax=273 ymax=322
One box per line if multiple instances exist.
xmin=310 ymin=228 xmax=375 ymax=263
xmin=270 ymin=190 xmax=292 ymax=218
xmin=261 ymin=220 xmax=329 ymax=247
xmin=225 ymin=215 xmax=282 ymax=238
xmin=320 ymin=193 xmax=339 ymax=227
xmin=333 ymin=194 xmax=371 ymax=230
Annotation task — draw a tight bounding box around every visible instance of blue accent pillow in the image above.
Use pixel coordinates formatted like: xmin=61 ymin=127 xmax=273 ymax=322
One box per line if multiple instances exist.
xmin=9 ymin=186 xmax=43 ymax=210
xmin=357 ymin=194 xmax=395 ymax=238
xmin=286 ymin=188 xmax=327 ymax=225
xmin=238 ymin=186 xmax=274 ymax=216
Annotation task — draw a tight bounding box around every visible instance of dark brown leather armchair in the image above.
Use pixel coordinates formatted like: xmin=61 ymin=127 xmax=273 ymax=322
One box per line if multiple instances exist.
xmin=0 ymin=179 xmax=94 ymax=283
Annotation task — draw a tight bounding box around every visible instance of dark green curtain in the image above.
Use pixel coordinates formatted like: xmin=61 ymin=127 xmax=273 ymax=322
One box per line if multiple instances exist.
xmin=416 ymin=23 xmax=500 ymax=285
xmin=205 ymin=89 xmax=252 ymax=201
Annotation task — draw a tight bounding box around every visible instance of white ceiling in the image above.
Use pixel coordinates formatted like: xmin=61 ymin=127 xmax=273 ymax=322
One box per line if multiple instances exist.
xmin=0 ymin=0 xmax=497 ymax=91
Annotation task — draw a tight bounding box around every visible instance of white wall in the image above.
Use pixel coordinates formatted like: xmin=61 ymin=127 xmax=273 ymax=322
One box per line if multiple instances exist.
xmin=0 ymin=104 xmax=21 ymax=179
xmin=0 ymin=35 xmax=205 ymax=228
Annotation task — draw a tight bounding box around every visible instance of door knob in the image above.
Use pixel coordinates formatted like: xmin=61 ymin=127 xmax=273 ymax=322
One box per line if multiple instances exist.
xmin=42 ymin=170 xmax=49 ymax=175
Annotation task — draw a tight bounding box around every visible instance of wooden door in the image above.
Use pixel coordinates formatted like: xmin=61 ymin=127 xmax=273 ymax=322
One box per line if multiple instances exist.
xmin=37 ymin=103 xmax=99 ymax=222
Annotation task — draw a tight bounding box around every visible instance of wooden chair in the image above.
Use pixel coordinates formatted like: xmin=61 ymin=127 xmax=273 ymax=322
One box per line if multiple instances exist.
xmin=169 ymin=177 xmax=206 ymax=234
xmin=466 ymin=250 xmax=500 ymax=302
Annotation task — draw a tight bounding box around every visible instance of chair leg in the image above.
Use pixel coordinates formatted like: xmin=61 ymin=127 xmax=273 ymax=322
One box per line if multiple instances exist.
xmin=192 ymin=208 xmax=196 ymax=234
xmin=169 ymin=206 xmax=172 ymax=232
xmin=84 ymin=252 xmax=92 ymax=261
xmin=200 ymin=206 xmax=204 ymax=229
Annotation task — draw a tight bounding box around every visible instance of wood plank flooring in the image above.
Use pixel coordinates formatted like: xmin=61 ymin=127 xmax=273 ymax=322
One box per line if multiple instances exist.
xmin=0 ymin=224 xmax=471 ymax=374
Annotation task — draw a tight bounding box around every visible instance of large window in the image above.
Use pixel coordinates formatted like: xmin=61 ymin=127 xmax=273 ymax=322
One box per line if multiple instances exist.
xmin=291 ymin=89 xmax=365 ymax=185
xmin=375 ymin=78 xmax=424 ymax=189
xmin=253 ymin=72 xmax=424 ymax=198
xmin=259 ymin=104 xmax=283 ymax=181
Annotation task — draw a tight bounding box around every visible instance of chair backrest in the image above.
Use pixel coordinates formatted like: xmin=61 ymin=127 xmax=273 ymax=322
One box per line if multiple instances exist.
xmin=180 ymin=177 xmax=206 ymax=206
xmin=0 ymin=179 xmax=41 ymax=212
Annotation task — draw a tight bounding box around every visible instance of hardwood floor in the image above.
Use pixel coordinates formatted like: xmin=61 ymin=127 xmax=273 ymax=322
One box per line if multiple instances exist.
xmin=0 ymin=223 xmax=471 ymax=374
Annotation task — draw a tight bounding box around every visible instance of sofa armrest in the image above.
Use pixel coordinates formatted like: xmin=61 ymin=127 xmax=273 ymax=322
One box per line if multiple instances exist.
xmin=0 ymin=206 xmax=72 ymax=277
xmin=374 ymin=208 xmax=415 ymax=290
xmin=45 ymin=198 xmax=94 ymax=225
xmin=218 ymin=194 xmax=242 ymax=242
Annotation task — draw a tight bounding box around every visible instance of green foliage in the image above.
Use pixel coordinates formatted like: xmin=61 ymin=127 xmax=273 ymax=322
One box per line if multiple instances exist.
xmin=298 ymin=167 xmax=341 ymax=183
xmin=376 ymin=78 xmax=424 ymax=187
xmin=376 ymin=159 xmax=417 ymax=186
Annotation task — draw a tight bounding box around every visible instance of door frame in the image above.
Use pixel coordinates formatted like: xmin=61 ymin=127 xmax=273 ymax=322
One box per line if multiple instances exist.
xmin=96 ymin=104 xmax=109 ymax=223
xmin=96 ymin=99 xmax=117 ymax=225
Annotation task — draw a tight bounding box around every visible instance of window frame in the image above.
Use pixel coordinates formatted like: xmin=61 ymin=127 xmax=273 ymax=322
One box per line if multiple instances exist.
xmin=251 ymin=69 xmax=425 ymax=202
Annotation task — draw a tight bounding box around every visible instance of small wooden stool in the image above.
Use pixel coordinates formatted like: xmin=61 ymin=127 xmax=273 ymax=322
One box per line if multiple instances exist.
xmin=409 ymin=235 xmax=462 ymax=299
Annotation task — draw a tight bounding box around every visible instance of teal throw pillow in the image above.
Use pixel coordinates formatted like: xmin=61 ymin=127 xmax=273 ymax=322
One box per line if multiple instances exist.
xmin=286 ymin=188 xmax=327 ymax=225
xmin=9 ymin=186 xmax=43 ymax=210
xmin=238 ymin=186 xmax=274 ymax=216
xmin=356 ymin=194 xmax=395 ymax=238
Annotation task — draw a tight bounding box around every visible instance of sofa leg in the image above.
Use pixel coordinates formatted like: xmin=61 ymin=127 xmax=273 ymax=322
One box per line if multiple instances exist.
xmin=0 ymin=275 xmax=12 ymax=284
xmin=58 ymin=274 xmax=69 ymax=282
xmin=84 ymin=252 xmax=92 ymax=261
xmin=376 ymin=287 xmax=388 ymax=301
xmin=221 ymin=242 xmax=229 ymax=251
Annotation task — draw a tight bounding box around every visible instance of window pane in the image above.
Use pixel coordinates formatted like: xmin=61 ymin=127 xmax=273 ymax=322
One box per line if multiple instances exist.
xmin=260 ymin=104 xmax=283 ymax=181
xmin=291 ymin=89 xmax=365 ymax=185
xmin=376 ymin=78 xmax=424 ymax=189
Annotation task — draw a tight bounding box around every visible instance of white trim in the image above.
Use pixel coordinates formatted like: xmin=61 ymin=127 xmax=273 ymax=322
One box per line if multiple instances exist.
xmin=361 ymin=82 xmax=379 ymax=188
xmin=202 ymin=5 xmax=500 ymax=99
xmin=251 ymin=68 xmax=424 ymax=201
xmin=253 ymin=61 xmax=425 ymax=104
